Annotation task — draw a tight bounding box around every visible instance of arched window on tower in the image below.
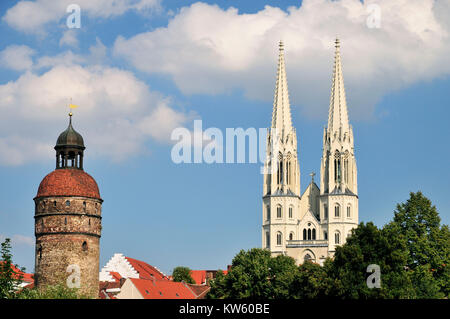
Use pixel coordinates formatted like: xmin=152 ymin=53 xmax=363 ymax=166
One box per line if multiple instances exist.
xmin=335 ymin=204 xmax=340 ymax=217
xmin=276 ymin=232 xmax=282 ymax=246
xmin=266 ymin=232 xmax=270 ymax=248
xmin=303 ymin=229 xmax=307 ymax=240
xmin=266 ymin=205 xmax=270 ymax=221
xmin=288 ymin=206 xmax=293 ymax=219
xmin=276 ymin=206 xmax=282 ymax=219
xmin=289 ymin=232 xmax=294 ymax=241
xmin=334 ymin=151 xmax=341 ymax=184
xmin=347 ymin=205 xmax=351 ymax=218
xmin=335 ymin=231 xmax=341 ymax=244
xmin=324 ymin=204 xmax=328 ymax=219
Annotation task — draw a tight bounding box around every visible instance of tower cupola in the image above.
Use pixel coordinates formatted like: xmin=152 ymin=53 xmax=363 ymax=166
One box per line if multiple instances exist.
xmin=55 ymin=112 xmax=85 ymax=169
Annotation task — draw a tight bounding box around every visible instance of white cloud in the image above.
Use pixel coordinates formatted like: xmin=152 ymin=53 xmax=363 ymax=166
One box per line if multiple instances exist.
xmin=0 ymin=45 xmax=35 ymax=71
xmin=0 ymin=64 xmax=192 ymax=166
xmin=113 ymin=0 xmax=450 ymax=120
xmin=34 ymin=51 xmax=86 ymax=70
xmin=3 ymin=0 xmax=161 ymax=34
xmin=59 ymin=29 xmax=79 ymax=47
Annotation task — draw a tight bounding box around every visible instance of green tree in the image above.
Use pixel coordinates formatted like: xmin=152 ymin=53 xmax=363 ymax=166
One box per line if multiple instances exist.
xmin=18 ymin=283 xmax=90 ymax=299
xmin=327 ymin=222 xmax=414 ymax=299
xmin=289 ymin=259 xmax=334 ymax=298
xmin=0 ymin=238 xmax=24 ymax=299
xmin=388 ymin=191 xmax=449 ymax=298
xmin=207 ymin=248 xmax=297 ymax=299
xmin=172 ymin=266 xmax=194 ymax=284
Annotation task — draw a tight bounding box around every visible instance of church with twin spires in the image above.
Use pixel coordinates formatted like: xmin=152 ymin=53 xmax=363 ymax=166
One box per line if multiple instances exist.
xmin=262 ymin=39 xmax=359 ymax=265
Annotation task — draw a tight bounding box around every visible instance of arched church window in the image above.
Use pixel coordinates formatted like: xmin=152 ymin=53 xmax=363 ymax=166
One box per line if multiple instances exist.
xmin=307 ymin=229 xmax=311 ymax=240
xmin=289 ymin=232 xmax=294 ymax=241
xmin=324 ymin=231 xmax=328 ymax=240
xmin=276 ymin=232 xmax=282 ymax=246
xmin=304 ymin=254 xmax=312 ymax=262
xmin=303 ymin=229 xmax=306 ymax=240
xmin=289 ymin=206 xmax=293 ymax=219
xmin=335 ymin=232 xmax=340 ymax=244
xmin=266 ymin=232 xmax=270 ymax=248
xmin=66 ymin=200 xmax=70 ymax=207
xmin=324 ymin=204 xmax=328 ymax=219
xmin=312 ymin=229 xmax=316 ymax=240
xmin=82 ymin=241 xmax=88 ymax=252
xmin=277 ymin=206 xmax=282 ymax=218
xmin=335 ymin=204 xmax=340 ymax=217
xmin=347 ymin=205 xmax=351 ymax=218
xmin=334 ymin=151 xmax=341 ymax=184
xmin=266 ymin=205 xmax=270 ymax=220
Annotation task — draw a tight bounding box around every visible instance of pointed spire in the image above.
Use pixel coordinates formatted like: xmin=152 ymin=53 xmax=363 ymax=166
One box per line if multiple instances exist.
xmin=271 ymin=40 xmax=293 ymax=138
xmin=327 ymin=38 xmax=350 ymax=135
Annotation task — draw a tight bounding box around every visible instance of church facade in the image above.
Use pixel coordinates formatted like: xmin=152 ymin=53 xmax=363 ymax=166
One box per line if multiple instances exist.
xmin=262 ymin=39 xmax=358 ymax=265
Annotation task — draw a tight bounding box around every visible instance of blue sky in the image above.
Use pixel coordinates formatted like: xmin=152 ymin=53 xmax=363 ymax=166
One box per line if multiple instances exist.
xmin=0 ymin=0 xmax=449 ymax=275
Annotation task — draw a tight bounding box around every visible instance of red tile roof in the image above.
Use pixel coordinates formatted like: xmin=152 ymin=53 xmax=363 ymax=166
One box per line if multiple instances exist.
xmin=125 ymin=257 xmax=168 ymax=281
xmin=109 ymin=271 xmax=122 ymax=282
xmin=36 ymin=169 xmax=101 ymax=199
xmin=190 ymin=270 xmax=207 ymax=285
xmin=99 ymin=281 xmax=122 ymax=299
xmin=130 ymin=278 xmax=198 ymax=299
xmin=185 ymin=284 xmax=210 ymax=299
xmin=0 ymin=262 xmax=34 ymax=283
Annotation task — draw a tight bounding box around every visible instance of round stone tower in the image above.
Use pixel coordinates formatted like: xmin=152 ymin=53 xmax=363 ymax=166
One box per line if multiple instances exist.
xmin=34 ymin=113 xmax=102 ymax=298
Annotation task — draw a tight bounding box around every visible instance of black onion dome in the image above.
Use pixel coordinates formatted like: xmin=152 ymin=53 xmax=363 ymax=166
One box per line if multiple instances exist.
xmin=55 ymin=115 xmax=85 ymax=149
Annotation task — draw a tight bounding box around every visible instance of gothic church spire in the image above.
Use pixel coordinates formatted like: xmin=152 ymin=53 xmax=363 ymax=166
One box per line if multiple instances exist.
xmin=327 ymin=38 xmax=350 ymax=136
xmin=271 ymin=40 xmax=293 ymax=139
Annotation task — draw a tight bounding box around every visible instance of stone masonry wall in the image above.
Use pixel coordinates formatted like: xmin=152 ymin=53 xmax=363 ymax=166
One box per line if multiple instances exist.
xmin=34 ymin=196 xmax=102 ymax=298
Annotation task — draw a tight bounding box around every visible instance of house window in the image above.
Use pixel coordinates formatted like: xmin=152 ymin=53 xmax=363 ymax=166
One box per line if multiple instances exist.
xmin=277 ymin=206 xmax=282 ymax=218
xmin=276 ymin=232 xmax=282 ymax=246
xmin=335 ymin=204 xmax=340 ymax=217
